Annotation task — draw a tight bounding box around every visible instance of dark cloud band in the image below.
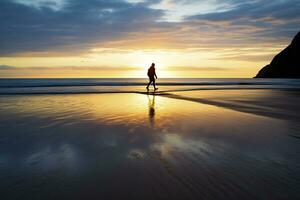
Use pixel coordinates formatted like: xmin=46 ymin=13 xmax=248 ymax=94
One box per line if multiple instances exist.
xmin=0 ymin=0 xmax=299 ymax=56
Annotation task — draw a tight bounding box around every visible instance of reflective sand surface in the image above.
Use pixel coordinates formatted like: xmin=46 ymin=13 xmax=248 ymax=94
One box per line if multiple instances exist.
xmin=0 ymin=93 xmax=299 ymax=199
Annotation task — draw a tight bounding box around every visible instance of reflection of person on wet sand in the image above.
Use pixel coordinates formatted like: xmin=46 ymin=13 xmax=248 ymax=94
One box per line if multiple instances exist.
xmin=146 ymin=63 xmax=158 ymax=91
xmin=147 ymin=95 xmax=155 ymax=127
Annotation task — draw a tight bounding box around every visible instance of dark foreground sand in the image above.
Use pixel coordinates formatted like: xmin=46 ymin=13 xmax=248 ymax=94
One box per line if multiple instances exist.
xmin=0 ymin=89 xmax=299 ymax=199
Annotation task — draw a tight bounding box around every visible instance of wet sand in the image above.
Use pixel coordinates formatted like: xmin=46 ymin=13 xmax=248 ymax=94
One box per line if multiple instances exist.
xmin=0 ymin=90 xmax=300 ymax=199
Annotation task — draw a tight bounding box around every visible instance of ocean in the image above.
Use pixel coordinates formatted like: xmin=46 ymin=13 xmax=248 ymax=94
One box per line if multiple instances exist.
xmin=0 ymin=78 xmax=300 ymax=94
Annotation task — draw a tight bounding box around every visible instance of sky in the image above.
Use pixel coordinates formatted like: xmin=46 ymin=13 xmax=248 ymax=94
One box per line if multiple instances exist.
xmin=0 ymin=0 xmax=299 ymax=78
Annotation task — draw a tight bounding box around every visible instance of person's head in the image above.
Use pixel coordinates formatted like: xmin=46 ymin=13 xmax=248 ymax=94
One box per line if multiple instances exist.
xmin=151 ymin=63 xmax=155 ymax=68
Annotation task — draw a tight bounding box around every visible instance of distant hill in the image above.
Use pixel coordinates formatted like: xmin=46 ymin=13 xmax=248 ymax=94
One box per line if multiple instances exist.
xmin=255 ymin=32 xmax=300 ymax=78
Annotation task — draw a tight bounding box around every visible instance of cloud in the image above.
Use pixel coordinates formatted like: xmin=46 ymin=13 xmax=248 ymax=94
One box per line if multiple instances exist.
xmin=186 ymin=0 xmax=300 ymax=39
xmin=12 ymin=0 xmax=67 ymax=11
xmin=166 ymin=66 xmax=230 ymax=71
xmin=0 ymin=65 xmax=17 ymax=70
xmin=0 ymin=65 xmax=140 ymax=71
xmin=0 ymin=0 xmax=164 ymax=55
xmin=0 ymin=65 xmax=230 ymax=72
xmin=0 ymin=0 xmax=299 ymax=56
xmin=216 ymin=54 xmax=275 ymax=62
xmin=151 ymin=0 xmax=233 ymax=22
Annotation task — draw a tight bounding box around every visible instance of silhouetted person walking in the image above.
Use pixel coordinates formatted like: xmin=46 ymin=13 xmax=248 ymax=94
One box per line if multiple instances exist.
xmin=146 ymin=63 xmax=158 ymax=91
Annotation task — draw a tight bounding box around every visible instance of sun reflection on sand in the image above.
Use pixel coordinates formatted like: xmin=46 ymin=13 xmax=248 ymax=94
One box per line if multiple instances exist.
xmin=147 ymin=94 xmax=156 ymax=128
xmin=0 ymin=93 xmax=288 ymax=133
xmin=0 ymin=93 xmax=299 ymax=199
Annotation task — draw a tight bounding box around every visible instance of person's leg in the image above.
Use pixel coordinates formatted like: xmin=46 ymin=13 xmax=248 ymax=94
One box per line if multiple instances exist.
xmin=146 ymin=80 xmax=152 ymax=89
xmin=153 ymin=79 xmax=157 ymax=90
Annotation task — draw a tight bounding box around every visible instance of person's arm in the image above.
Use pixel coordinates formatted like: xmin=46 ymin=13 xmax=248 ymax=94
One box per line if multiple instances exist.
xmin=154 ymin=70 xmax=158 ymax=79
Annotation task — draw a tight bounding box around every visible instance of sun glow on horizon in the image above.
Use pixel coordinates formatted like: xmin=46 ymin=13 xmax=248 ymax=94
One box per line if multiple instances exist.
xmin=0 ymin=0 xmax=298 ymax=78
xmin=0 ymin=46 xmax=277 ymax=78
